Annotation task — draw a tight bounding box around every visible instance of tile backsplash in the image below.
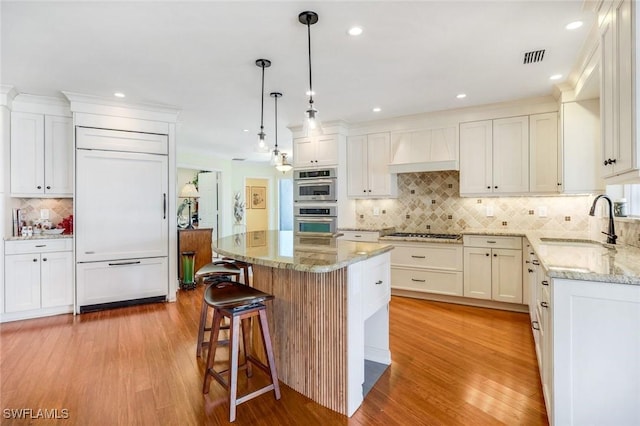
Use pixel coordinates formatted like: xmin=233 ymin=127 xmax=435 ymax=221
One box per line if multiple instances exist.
xmin=12 ymin=198 xmax=73 ymax=227
xmin=355 ymin=171 xmax=640 ymax=247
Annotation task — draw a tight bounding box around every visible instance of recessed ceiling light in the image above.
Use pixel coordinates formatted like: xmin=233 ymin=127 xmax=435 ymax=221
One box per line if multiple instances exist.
xmin=372 ymin=107 xmax=381 ymax=112
xmin=456 ymin=93 xmax=467 ymax=99
xmin=114 ymin=92 xmax=125 ymax=98
xmin=243 ymin=129 xmax=249 ymax=132
xmin=566 ymin=21 xmax=583 ymax=30
xmin=305 ymin=90 xmax=316 ymax=96
xmin=348 ymin=26 xmax=363 ymax=36
xmin=550 ymin=74 xmax=563 ymax=80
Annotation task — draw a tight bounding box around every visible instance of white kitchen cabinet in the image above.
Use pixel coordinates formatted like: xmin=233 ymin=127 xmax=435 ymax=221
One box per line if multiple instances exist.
xmin=463 ymin=235 xmax=523 ymax=303
xmin=338 ymin=230 xmax=380 ymax=242
xmin=390 ymin=242 xmax=463 ymax=296
xmin=362 ymin=252 xmax=391 ymax=320
xmin=3 ymin=238 xmax=73 ymax=320
xmin=10 ymin=112 xmax=73 ymax=197
xmin=293 ymin=133 xmax=340 ymax=167
xmin=599 ymin=0 xmax=640 ymax=183
xmin=459 ymin=116 xmax=529 ymax=195
xmin=388 ymin=127 xmax=458 ymax=173
xmin=347 ymin=132 xmax=396 ymax=198
xmin=529 ymin=112 xmax=559 ymax=193
xmin=560 ymin=100 xmax=605 ymax=193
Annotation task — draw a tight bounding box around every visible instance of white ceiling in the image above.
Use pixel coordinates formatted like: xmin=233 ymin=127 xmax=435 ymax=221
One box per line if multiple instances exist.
xmin=1 ymin=1 xmax=596 ymax=163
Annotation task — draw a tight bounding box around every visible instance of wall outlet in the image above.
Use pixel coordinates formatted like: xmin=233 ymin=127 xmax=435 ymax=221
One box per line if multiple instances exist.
xmin=486 ymin=206 xmax=494 ymax=217
xmin=373 ymin=207 xmax=380 ymax=216
xmin=538 ymin=206 xmax=548 ymax=217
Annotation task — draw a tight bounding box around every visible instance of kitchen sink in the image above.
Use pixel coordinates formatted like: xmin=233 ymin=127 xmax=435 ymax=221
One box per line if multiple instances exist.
xmin=537 ymin=238 xmax=615 ymax=275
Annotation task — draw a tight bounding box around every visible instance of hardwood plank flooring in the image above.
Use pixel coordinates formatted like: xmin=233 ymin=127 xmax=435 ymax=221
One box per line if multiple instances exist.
xmin=0 ymin=288 xmax=547 ymax=425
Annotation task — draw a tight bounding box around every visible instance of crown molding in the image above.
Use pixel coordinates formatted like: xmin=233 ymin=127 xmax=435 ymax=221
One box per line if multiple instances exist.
xmin=0 ymin=85 xmax=18 ymax=108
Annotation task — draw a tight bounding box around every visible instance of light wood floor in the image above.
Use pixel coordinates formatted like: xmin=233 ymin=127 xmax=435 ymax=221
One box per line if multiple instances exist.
xmin=0 ymin=288 xmax=548 ymax=425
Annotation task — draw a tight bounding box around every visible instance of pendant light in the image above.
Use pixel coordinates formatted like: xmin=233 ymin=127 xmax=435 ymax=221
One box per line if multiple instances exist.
xmin=299 ymin=11 xmax=322 ymax=136
xmin=256 ymin=58 xmax=271 ymax=152
xmin=270 ymin=91 xmax=292 ymax=172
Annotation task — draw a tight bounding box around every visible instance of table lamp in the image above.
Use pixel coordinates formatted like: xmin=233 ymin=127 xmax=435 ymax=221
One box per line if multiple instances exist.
xmin=179 ymin=182 xmax=200 ymax=229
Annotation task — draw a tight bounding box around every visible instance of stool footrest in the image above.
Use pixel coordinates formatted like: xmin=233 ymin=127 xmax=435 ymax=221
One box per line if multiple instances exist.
xmin=236 ymin=384 xmax=276 ymax=406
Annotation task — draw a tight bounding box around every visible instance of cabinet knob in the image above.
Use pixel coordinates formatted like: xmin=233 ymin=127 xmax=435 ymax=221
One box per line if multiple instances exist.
xmin=363 ymin=189 xmax=366 ymax=193
xmin=46 ymin=185 xmax=51 ymax=190
xmin=493 ymin=253 xmax=497 ymax=257
xmin=540 ymin=301 xmax=549 ymax=308
xmin=494 ymin=186 xmax=498 ymax=189
xmin=368 ymin=189 xmax=371 ymax=192
xmin=33 ymin=258 xmax=38 ymax=262
xmin=486 ymin=186 xmax=491 ymax=189
xmin=531 ymin=320 xmax=540 ymax=330
xmin=557 ymin=183 xmax=562 ymax=186
xmin=485 ymin=253 xmax=490 ymax=256
xmin=37 ymin=185 xmax=42 ymax=189
xmin=42 ymin=258 xmax=47 ymax=262
xmin=528 ymin=268 xmax=534 ymax=273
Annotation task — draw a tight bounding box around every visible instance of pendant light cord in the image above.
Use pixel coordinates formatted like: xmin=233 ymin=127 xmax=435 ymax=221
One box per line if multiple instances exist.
xmin=260 ymin=63 xmax=266 ymax=133
xmin=306 ymin=20 xmax=314 ymax=106
xmin=274 ymin=94 xmax=278 ymax=149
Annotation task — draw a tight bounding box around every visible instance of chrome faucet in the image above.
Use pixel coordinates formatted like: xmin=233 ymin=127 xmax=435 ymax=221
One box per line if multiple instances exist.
xmin=589 ymin=195 xmax=617 ymax=244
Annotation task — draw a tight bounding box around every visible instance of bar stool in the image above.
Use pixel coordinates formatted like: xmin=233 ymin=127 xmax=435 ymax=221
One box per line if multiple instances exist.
xmin=222 ymin=257 xmax=252 ymax=285
xmin=202 ymin=280 xmax=280 ymax=422
xmin=195 ymin=261 xmax=242 ymax=358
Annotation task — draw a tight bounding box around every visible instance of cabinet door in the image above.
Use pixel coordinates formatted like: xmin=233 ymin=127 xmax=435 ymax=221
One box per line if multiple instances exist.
xmin=5 ymin=254 xmax=42 ymax=312
xmin=493 ymin=116 xmax=529 ymax=193
xmin=614 ymin=0 xmax=634 ymax=175
xmin=362 ymin=253 xmax=391 ymax=319
xmin=463 ymin=247 xmax=492 ymax=299
xmin=529 ymin=113 xmax=559 ymax=193
xmin=459 ymin=120 xmax=492 ymax=195
xmin=367 ymin=132 xmax=392 ymax=196
xmin=347 ymin=135 xmax=368 ymax=196
xmin=293 ymin=136 xmax=316 ymax=167
xmin=314 ymin=134 xmax=339 ymax=166
xmin=600 ymin=8 xmax=616 ymax=178
xmin=10 ymin=112 xmax=44 ymax=195
xmin=491 ymin=248 xmax=523 ymax=303
xmin=44 ymin=115 xmax=73 ymax=196
xmin=40 ymin=251 xmax=73 ymax=308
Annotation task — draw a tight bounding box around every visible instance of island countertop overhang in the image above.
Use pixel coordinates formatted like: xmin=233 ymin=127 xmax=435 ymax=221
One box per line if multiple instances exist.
xmin=214 ymin=230 xmax=394 ymax=273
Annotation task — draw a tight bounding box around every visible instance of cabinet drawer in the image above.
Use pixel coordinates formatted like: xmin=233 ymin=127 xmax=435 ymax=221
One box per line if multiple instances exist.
xmin=339 ymin=231 xmax=379 ymax=242
xmin=76 ymin=127 xmax=168 ymax=155
xmin=391 ymin=267 xmax=463 ymax=296
xmin=390 ymin=243 xmax=462 ymax=271
xmin=5 ymin=238 xmax=72 ymax=254
xmin=463 ymin=235 xmax=522 ymax=250
xmin=363 ymin=253 xmax=391 ymax=319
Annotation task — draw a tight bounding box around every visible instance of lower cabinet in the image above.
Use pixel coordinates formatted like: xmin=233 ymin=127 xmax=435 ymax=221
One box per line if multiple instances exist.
xmin=3 ymin=238 xmax=73 ymax=321
xmin=463 ymin=235 xmax=523 ymax=303
xmin=390 ymin=242 xmax=463 ymax=296
xmin=362 ymin=252 xmax=391 ymax=320
xmin=338 ymin=230 xmax=380 ymax=242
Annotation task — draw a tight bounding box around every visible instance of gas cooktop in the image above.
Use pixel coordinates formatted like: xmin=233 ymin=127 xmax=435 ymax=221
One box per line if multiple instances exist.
xmin=387 ymin=232 xmax=461 ymax=240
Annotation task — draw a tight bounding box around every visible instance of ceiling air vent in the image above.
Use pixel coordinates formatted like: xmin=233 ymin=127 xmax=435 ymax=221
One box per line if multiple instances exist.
xmin=523 ymin=49 xmax=545 ymax=64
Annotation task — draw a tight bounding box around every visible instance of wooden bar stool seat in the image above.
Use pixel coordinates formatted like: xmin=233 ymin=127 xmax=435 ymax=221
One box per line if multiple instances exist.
xmin=195 ymin=261 xmax=242 ymax=358
xmin=222 ymin=257 xmax=252 ymax=285
xmin=202 ymin=280 xmax=280 ymax=422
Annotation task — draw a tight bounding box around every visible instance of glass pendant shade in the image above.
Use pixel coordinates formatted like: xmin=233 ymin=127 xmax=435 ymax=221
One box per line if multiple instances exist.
xmin=303 ymin=106 xmax=322 ymax=136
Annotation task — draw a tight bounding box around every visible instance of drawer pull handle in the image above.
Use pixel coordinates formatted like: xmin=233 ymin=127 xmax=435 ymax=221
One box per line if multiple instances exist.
xmin=487 ymin=240 xmax=497 ymax=244
xmin=540 ymin=301 xmax=549 ymax=308
xmin=375 ymin=280 xmax=383 ymax=285
xmin=541 ymin=280 xmax=549 ymax=286
xmin=411 ymin=278 xmax=426 ymax=282
xmin=354 ymin=235 xmax=362 ymax=238
xmin=85 ymin=251 xmax=95 ymax=254
xmin=532 ymin=260 xmax=540 ymax=265
xmin=35 ymin=245 xmax=46 ymax=248
xmin=528 ymin=268 xmax=534 ymax=273
xmin=108 ymin=261 xmax=142 ymax=267
xmin=411 ymin=255 xmax=426 ymax=259
xmin=531 ymin=320 xmax=540 ymax=330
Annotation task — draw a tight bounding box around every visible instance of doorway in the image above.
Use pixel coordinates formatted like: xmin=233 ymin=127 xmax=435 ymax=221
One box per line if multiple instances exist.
xmin=177 ymin=168 xmax=221 ymax=241
xmin=245 ymin=178 xmax=269 ymax=232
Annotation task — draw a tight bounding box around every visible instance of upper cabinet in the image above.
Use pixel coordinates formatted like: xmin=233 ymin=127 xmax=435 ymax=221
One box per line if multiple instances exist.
xmin=599 ymin=0 xmax=640 ymax=183
xmin=388 ymin=126 xmax=458 ymax=173
xmin=10 ymin=111 xmax=73 ymax=197
xmin=529 ymin=112 xmax=559 ymax=193
xmin=459 ymin=116 xmax=529 ymax=195
xmin=347 ymin=132 xmax=397 ymax=198
xmin=293 ymin=133 xmax=340 ymax=167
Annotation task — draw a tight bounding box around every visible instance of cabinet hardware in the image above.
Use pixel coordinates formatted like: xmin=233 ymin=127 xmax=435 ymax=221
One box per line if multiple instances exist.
xmin=375 ymin=280 xmax=383 ymax=285
xmin=541 ymin=280 xmax=549 ymax=286
xmin=85 ymin=251 xmax=95 ymax=254
xmin=32 ymin=258 xmax=38 ymax=262
xmin=363 ymin=189 xmax=366 ymax=193
xmin=485 ymin=253 xmax=490 ymax=256
xmin=531 ymin=320 xmax=540 ymax=330
xmin=42 ymin=258 xmax=47 ymax=262
xmin=528 ymin=268 xmax=534 ymax=273
xmin=411 ymin=278 xmax=426 ymax=282
xmin=525 ymin=260 xmax=530 ymax=263
xmin=494 ymin=186 xmax=498 ymax=189
xmin=486 ymin=186 xmax=491 ymax=189
xmin=37 ymin=185 xmax=42 ymax=189
xmin=611 ymin=159 xmax=617 ymax=164
xmin=163 ymin=193 xmax=167 ymax=219
xmin=486 ymin=240 xmax=496 ymax=243
xmin=532 ymin=260 xmax=540 ymax=265
xmin=493 ymin=253 xmax=497 ymax=257
xmin=354 ymin=235 xmax=362 ymax=238
xmin=540 ymin=301 xmax=548 ymax=308
xmin=557 ymin=183 xmax=562 ymax=186
xmin=108 ymin=261 xmax=142 ymax=266
xmin=368 ymin=189 xmax=371 ymax=192
xmin=411 ymin=255 xmax=426 ymax=259
xmin=46 ymin=185 xmax=51 ymax=190
xmin=35 ymin=245 xmax=46 ymax=248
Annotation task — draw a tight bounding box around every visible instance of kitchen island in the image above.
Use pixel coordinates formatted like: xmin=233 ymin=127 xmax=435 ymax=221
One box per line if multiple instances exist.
xmin=214 ymin=230 xmax=394 ymax=416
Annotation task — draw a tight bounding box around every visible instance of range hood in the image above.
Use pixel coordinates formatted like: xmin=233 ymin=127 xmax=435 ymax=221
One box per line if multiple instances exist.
xmin=388 ymin=159 xmax=459 ymax=174
xmin=388 ymin=126 xmax=459 ymax=173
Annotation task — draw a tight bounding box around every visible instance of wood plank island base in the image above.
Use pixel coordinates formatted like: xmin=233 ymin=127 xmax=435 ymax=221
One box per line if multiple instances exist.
xmin=214 ymin=230 xmax=394 ymax=416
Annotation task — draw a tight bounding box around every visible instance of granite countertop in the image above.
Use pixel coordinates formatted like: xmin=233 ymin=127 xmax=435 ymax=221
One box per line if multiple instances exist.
xmin=214 ymin=230 xmax=393 ymax=273
xmin=379 ymin=235 xmax=463 ymax=244
xmin=5 ymin=234 xmax=73 ymax=241
xmin=338 ymin=227 xmax=395 ymax=236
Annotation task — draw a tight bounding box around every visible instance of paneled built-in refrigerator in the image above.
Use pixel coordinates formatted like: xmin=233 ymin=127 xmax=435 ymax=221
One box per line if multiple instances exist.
xmin=75 ymin=127 xmax=169 ymax=313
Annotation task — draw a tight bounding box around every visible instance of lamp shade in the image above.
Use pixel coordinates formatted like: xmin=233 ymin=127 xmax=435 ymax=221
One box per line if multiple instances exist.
xmin=179 ymin=183 xmax=200 ymax=198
